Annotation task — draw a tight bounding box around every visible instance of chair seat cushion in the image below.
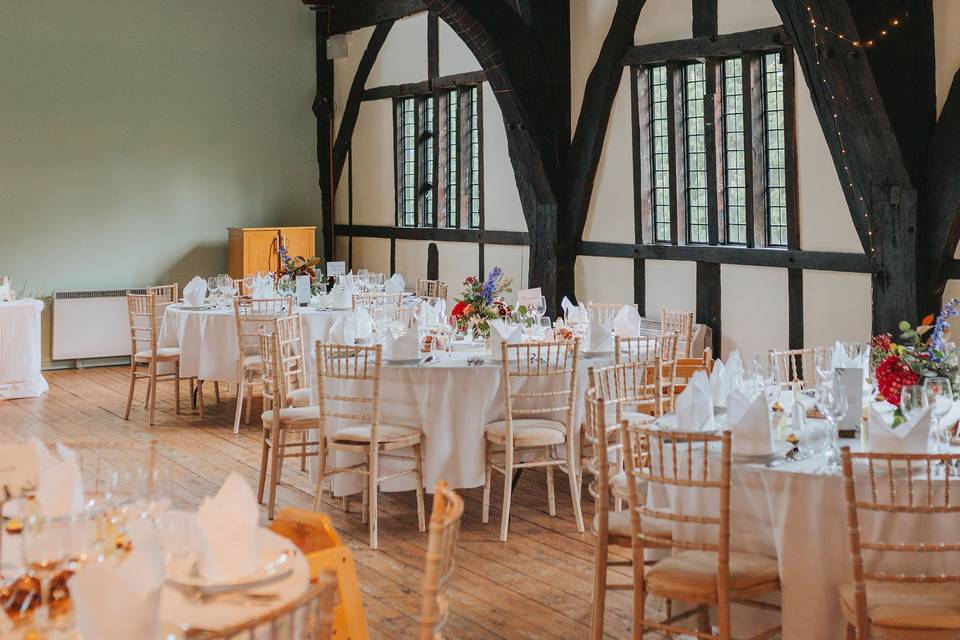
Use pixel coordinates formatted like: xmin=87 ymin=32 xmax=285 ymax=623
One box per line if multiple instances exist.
xmin=286 ymin=387 xmax=311 ymax=407
xmin=605 ymin=406 xmax=656 ymax=426
xmin=261 ymin=406 xmax=319 ymax=425
xmin=134 ymin=347 xmax=180 ymax=361
xmin=592 ymin=510 xmax=672 ymax=542
xmin=610 ymin=471 xmax=647 ymax=499
xmin=646 ymin=550 xmax=780 ymax=601
xmin=329 ymin=423 xmax=421 ymax=444
xmin=840 ymin=581 xmax=960 ymax=633
xmin=484 ymin=419 xmax=566 ymax=446
xmin=242 ymin=354 xmax=263 ymax=369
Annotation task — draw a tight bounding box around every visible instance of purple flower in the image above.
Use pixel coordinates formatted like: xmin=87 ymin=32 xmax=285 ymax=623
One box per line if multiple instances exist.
xmin=480 ymin=267 xmax=502 ymax=305
xmin=930 ymin=298 xmax=960 ymax=361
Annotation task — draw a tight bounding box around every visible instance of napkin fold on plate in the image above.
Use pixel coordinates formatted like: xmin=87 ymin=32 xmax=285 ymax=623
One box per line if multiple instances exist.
xmin=587 ymin=319 xmax=614 ymax=354
xmin=354 ymin=307 xmax=374 ymax=341
xmin=34 ymin=440 xmax=84 ymax=517
xmin=0 ymin=276 xmax=11 ymax=298
xmin=69 ymin=534 xmax=165 ymax=640
xmin=383 ymin=327 xmax=420 ymax=361
xmin=709 ymin=359 xmax=726 ymax=407
xmin=384 ymin=273 xmax=406 ymax=294
xmin=726 ymin=390 xmax=773 ymax=457
xmin=328 ymin=316 xmax=357 ymax=345
xmin=195 ymin=472 xmax=260 ymax=582
xmin=675 ymin=370 xmax=715 ymax=432
xmin=182 ymin=276 xmax=207 ymax=306
xmin=329 ymin=288 xmax=353 ymax=309
xmin=489 ymin=319 xmax=523 ymax=361
xmin=250 ymin=274 xmax=275 ymax=300
xmin=419 ymin=298 xmax=446 ymax=327
xmin=561 ymin=297 xmax=588 ymax=324
xmin=832 ymin=340 xmax=869 ymax=385
xmin=613 ymin=305 xmax=642 ymax=338
xmin=868 ymin=404 xmax=933 ymax=454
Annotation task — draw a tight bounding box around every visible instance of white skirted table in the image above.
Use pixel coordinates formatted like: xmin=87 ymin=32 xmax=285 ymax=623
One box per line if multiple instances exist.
xmin=0 ymin=299 xmax=48 ymax=399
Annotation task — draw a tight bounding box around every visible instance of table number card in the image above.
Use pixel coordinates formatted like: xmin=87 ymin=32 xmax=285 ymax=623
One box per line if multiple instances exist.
xmin=295 ymin=275 xmax=311 ymax=306
xmin=326 ymin=261 xmax=345 ymax=276
xmin=516 ymin=287 xmax=542 ymax=308
xmin=835 ymin=367 xmax=864 ymax=432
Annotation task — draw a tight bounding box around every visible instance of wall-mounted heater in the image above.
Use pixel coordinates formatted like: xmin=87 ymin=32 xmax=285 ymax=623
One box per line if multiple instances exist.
xmin=52 ymin=288 xmax=146 ymax=361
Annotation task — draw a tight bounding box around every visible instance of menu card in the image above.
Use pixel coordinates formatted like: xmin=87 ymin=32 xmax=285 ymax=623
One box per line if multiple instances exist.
xmin=327 ymin=261 xmax=346 ymax=276
xmin=835 ymin=367 xmax=864 ymax=432
xmin=516 ymin=287 xmax=542 ymax=308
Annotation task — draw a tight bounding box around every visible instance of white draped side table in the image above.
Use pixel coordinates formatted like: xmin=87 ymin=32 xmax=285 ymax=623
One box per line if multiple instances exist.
xmin=0 ymin=299 xmax=48 ymax=399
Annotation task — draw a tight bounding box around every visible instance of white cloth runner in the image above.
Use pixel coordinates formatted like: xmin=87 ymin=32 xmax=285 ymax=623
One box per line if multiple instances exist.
xmin=384 ymin=273 xmax=406 ymax=294
xmin=489 ymin=319 xmax=522 ymax=360
xmin=613 ymin=304 xmax=641 ymax=338
xmin=384 ymin=329 xmax=420 ymax=361
xmin=195 ymin=472 xmax=260 ymax=582
xmin=182 ymin=276 xmax=207 ymax=306
xmin=675 ymin=370 xmax=714 ymax=431
xmin=868 ymin=404 xmax=933 ymax=454
xmin=726 ymin=391 xmax=773 ymax=456
xmin=0 ymin=299 xmax=48 ymax=399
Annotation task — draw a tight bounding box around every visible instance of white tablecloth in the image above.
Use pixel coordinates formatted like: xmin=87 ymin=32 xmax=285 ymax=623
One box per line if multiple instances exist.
xmin=0 ymin=300 xmax=47 ymax=399
xmin=159 ymin=305 xmax=351 ymax=382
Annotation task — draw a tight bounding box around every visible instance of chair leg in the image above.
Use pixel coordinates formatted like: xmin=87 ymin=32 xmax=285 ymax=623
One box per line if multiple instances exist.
xmin=197 ymin=380 xmax=205 ymax=419
xmin=413 ymin=442 xmax=426 ymax=533
xmin=615 ymin=497 xmax=623 ymax=512
xmin=361 ymin=486 xmax=368 ymax=524
xmin=590 ymin=534 xmax=609 ymax=640
xmin=846 ymin=624 xmax=856 ymax=640
xmin=546 ymin=462 xmax=556 ymax=517
xmin=312 ymin=437 xmax=327 ymax=512
xmin=143 ymin=369 xmax=152 ymax=409
xmin=499 ymin=454 xmax=513 ymax=542
xmin=300 ymin=432 xmax=307 ymax=472
xmin=244 ymin=379 xmax=254 ymax=424
xmin=276 ymin=430 xmax=287 ymax=486
xmin=368 ymin=451 xmax=379 ymax=550
xmin=124 ymin=362 xmax=137 ymax=420
xmin=214 ymin=381 xmax=220 ymax=403
xmin=173 ymin=361 xmax=181 ymax=415
xmin=481 ymin=453 xmax=492 ymax=524
xmin=267 ymin=426 xmax=282 ymax=520
xmin=257 ymin=433 xmax=270 ymax=505
xmin=697 ymin=606 xmax=710 ymax=635
xmin=342 ymin=495 xmax=350 ymax=513
xmin=566 ymin=439 xmax=585 ymax=533
xmin=190 ymin=377 xmax=197 ymax=410
xmin=233 ymin=371 xmax=246 ymax=434
xmin=148 ymin=362 xmax=158 ymax=426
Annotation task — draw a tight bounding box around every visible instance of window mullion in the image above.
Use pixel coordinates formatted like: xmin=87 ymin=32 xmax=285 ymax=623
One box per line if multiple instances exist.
xmin=743 ymin=53 xmax=767 ymax=248
xmin=704 ymin=58 xmax=723 ymax=246
xmin=634 ymin=67 xmax=654 ymax=244
xmin=781 ymin=47 xmax=799 ymax=250
xmin=667 ymin=62 xmax=686 ymax=246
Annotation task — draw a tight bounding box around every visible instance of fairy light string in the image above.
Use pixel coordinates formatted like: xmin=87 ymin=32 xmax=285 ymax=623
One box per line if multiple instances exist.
xmin=803 ymin=6 xmax=908 ymax=257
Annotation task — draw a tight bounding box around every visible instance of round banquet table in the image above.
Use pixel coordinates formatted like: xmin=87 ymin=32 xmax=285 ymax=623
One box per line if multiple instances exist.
xmin=647 ymin=400 xmax=960 ymax=640
xmin=307 ymin=346 xmax=615 ymax=495
xmin=158 ymin=304 xmax=353 ymax=382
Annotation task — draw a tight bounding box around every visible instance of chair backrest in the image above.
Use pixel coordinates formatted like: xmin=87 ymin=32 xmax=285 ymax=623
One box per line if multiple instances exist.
xmin=315 ymin=343 xmax=383 ymax=444
xmin=615 ymin=333 xmax=678 ymax=415
xmin=275 ymin=314 xmax=307 ymax=394
xmin=840 ymin=447 xmax=960 ymax=634
xmin=419 ymin=481 xmax=465 ymax=640
xmin=583 ymin=390 xmax=619 ymax=507
xmin=660 ymin=309 xmax=694 ymax=358
xmin=416 ymin=279 xmax=448 ymax=301
xmin=586 ymin=302 xmax=637 ymax=327
xmin=126 ymin=292 xmax=167 ymax=356
xmin=235 ymin=297 xmax=292 ymax=359
xmin=352 ymin=292 xmax=403 ymax=311
xmin=673 ymin=347 xmax=714 ymax=395
xmin=147 ymin=284 xmax=179 ymax=305
xmin=259 ymin=328 xmax=286 ymax=412
xmin=589 ymin=361 xmax=656 ymax=425
xmin=189 ymin=576 xmax=336 ymax=640
xmin=768 ymin=347 xmax=823 ymax=389
xmin=372 ymin=304 xmax=418 ymax=333
xmin=622 ymin=423 xmax=731 ymax=567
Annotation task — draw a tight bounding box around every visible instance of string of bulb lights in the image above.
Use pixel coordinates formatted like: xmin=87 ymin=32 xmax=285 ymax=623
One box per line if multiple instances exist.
xmin=802 ymin=5 xmax=908 ymax=257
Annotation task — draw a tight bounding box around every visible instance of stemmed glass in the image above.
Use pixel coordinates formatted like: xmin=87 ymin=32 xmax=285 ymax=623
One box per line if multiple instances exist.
xmin=924 ymin=377 xmax=953 ymax=454
xmin=242 ymin=274 xmax=255 ymax=296
xmin=21 ymin=513 xmax=72 ymax=628
xmin=813 ymin=384 xmax=848 ymax=472
xmin=900 ymin=385 xmax=931 ymax=423
xmin=206 ymin=276 xmax=218 ymax=306
xmin=815 ymin=346 xmax=834 ymax=387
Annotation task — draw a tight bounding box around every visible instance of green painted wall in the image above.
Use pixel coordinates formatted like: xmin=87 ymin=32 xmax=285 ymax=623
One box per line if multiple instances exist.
xmin=0 ymin=0 xmax=322 ymax=366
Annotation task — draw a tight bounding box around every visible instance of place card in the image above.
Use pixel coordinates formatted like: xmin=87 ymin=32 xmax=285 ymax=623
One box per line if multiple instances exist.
xmin=296 ymin=275 xmax=311 ymax=306
xmin=327 ymin=261 xmax=345 ymax=276
xmin=835 ymin=367 xmax=864 ymax=432
xmin=516 ymin=287 xmax=542 ymax=308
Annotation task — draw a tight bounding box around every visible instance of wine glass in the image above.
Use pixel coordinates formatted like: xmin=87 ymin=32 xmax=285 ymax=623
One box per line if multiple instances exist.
xmin=215 ymin=274 xmax=228 ymax=309
xmin=242 ymin=274 xmax=255 ymax=296
xmin=21 ymin=513 xmax=71 ymax=628
xmin=814 ymin=346 xmax=834 ymax=387
xmin=900 ymin=384 xmax=931 ymax=422
xmin=538 ymin=316 xmax=553 ymax=340
xmin=924 ymin=377 xmax=953 ymax=454
xmin=206 ymin=276 xmax=218 ymax=305
xmin=814 ymin=384 xmax=848 ymax=472
xmin=531 ymin=296 xmax=547 ymax=322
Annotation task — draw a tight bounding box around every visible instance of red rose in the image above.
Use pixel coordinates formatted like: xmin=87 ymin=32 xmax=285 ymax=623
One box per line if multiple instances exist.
xmin=451 ymin=301 xmax=467 ymax=318
xmin=875 ymin=354 xmax=919 ymax=406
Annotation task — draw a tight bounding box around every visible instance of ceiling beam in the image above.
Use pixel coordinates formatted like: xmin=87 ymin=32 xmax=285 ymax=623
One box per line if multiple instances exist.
xmin=326 ymin=0 xmax=426 ymax=35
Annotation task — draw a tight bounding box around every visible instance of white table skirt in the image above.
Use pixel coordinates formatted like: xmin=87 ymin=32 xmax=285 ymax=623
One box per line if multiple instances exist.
xmin=0 ymin=300 xmax=48 ymax=400
xmin=308 ymin=349 xmax=612 ymax=495
xmin=159 ymin=305 xmax=351 ymax=382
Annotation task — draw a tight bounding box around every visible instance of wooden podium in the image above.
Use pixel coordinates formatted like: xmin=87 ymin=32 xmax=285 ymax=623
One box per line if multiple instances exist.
xmin=227 ymin=226 xmax=316 ymax=278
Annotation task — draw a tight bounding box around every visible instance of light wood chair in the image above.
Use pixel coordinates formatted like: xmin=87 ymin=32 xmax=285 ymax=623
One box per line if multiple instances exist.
xmin=673 ymin=347 xmax=715 ymax=396
xmin=352 ymin=292 xmax=403 ymax=311
xmin=313 ymin=342 xmax=426 ymax=549
xmin=419 ymin=481 xmax=465 ymax=640
xmin=257 ymin=328 xmax=322 ymax=520
xmin=234 ymin=297 xmax=293 ymax=434
xmin=661 ymin=309 xmax=695 ymax=358
xmin=275 ymin=314 xmax=312 ymax=472
xmin=483 ymin=339 xmax=585 ymax=541
xmin=186 ymin=576 xmax=336 ymax=640
xmin=371 ymin=303 xmax=418 ymax=333
xmin=269 ymin=507 xmax=370 ymax=640
xmin=124 ymin=292 xmax=182 ymax=426
xmin=769 ymin=347 xmax=822 ymax=389
xmin=587 ymin=302 xmax=637 ymax=327
xmin=147 ymin=283 xmax=179 ymax=305
xmin=416 ymin=279 xmax=448 ymax=301
xmin=621 ymin=425 xmax=781 ymax=639
xmin=615 ymin=333 xmax=679 ymax=416
xmin=839 ymin=447 xmax=960 ymax=640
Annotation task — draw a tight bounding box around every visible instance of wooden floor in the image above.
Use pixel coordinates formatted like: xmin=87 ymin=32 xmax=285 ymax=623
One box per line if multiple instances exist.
xmin=3 ymin=366 xmax=677 ymax=639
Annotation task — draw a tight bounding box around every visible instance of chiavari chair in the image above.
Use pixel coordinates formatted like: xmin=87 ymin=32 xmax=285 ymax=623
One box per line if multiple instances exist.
xmin=371 ymin=303 xmax=418 ymax=333
xmin=419 ymin=481 xmax=465 ymax=640
xmin=416 ymin=278 xmax=448 ymax=301
xmin=352 ymin=291 xmax=403 ymax=311
xmin=124 ymin=292 xmax=182 ymax=426
xmin=587 ymin=302 xmax=637 ymax=327
xmin=584 ymin=391 xmax=672 ymax=640
xmin=661 ymin=309 xmax=695 ymax=358
xmin=673 ymin=347 xmax=715 ymax=396
xmin=839 ymin=447 xmax=960 ymax=639
xmin=275 ymin=314 xmax=312 ymax=471
xmin=622 ymin=425 xmax=781 ymax=639
xmin=313 ymin=342 xmax=426 ymax=549
xmin=147 ymin=283 xmax=178 ymax=305
xmin=768 ymin=347 xmax=822 ymax=389
xmin=233 ymin=297 xmax=293 ymax=434
xmin=483 ymin=339 xmax=584 ymax=541
xmin=615 ymin=333 xmax=679 ymax=416
xmin=186 ymin=575 xmax=336 ymax=640
xmin=258 ymin=328 xmax=322 ymax=519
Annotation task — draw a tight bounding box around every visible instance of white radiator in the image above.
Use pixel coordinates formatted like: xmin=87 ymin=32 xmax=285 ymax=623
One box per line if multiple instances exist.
xmin=52 ymin=288 xmax=146 ymax=360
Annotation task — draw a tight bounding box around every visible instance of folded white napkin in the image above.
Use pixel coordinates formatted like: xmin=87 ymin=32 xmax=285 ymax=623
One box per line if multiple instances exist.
xmin=832 ymin=341 xmax=869 ymax=385
xmin=489 ymin=319 xmax=523 ymax=361
xmin=868 ymin=404 xmax=933 ymax=454
xmin=384 ymin=328 xmax=420 ymax=361
xmin=384 ymin=273 xmax=405 ymax=294
xmin=328 ymin=316 xmax=357 ymax=345
xmin=182 ymin=276 xmax=207 ymax=306
xmin=354 ymin=307 xmax=374 ymax=340
xmin=34 ymin=440 xmax=83 ymax=517
xmin=69 ymin=536 xmax=165 ymax=640
xmin=613 ymin=305 xmax=641 ymax=338
xmin=0 ymin=276 xmax=9 ymax=296
xmin=342 ymin=273 xmax=357 ymax=295
xmin=195 ymin=472 xmax=260 ymax=582
xmin=419 ymin=298 xmax=446 ymax=328
xmin=727 ymin=390 xmax=773 ymax=456
xmin=587 ymin=320 xmax=614 ymax=353
xmin=710 ymin=359 xmax=727 ymax=407
xmin=251 ymin=274 xmax=275 ymax=300
xmin=725 ymin=350 xmax=744 ymax=393
xmin=561 ymin=297 xmax=588 ymax=323
xmin=329 ymin=287 xmax=353 ymax=309
xmin=675 ymin=370 xmax=715 ymax=432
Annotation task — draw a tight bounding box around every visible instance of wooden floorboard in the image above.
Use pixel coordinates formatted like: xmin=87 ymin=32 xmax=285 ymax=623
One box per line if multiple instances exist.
xmin=3 ymin=366 xmax=681 ymax=639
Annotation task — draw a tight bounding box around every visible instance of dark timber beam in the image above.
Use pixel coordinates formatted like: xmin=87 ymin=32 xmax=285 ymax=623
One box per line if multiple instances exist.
xmin=924 ymin=70 xmax=960 ymax=303
xmin=328 ymin=0 xmax=426 ymax=34
xmin=332 ymin=20 xmax=394 ymax=190
xmin=314 ymin=11 xmax=335 ymax=262
xmin=692 ymin=0 xmax=718 ymax=39
xmin=623 ymin=27 xmax=789 ymax=65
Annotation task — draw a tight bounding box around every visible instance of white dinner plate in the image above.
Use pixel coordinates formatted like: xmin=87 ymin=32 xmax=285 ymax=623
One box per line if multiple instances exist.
xmin=166 ymin=548 xmax=295 ymax=594
xmin=383 ymin=358 xmax=421 ymax=365
xmin=732 ymin=440 xmax=795 ymax=465
xmin=176 ymin=304 xmax=211 ymax=311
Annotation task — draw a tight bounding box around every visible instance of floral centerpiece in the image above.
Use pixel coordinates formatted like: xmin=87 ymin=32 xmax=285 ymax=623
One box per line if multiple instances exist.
xmin=276 ymin=245 xmax=325 ymax=295
xmin=450 ymin=267 xmax=512 ymax=337
xmin=871 ymin=298 xmax=960 ymax=423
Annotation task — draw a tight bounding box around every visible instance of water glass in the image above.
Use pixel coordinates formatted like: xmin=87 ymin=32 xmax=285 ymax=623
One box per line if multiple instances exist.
xmin=814 ymin=384 xmax=848 ymax=471
xmin=814 ymin=346 xmax=834 ymax=387
xmin=900 ymin=384 xmax=931 ymax=422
